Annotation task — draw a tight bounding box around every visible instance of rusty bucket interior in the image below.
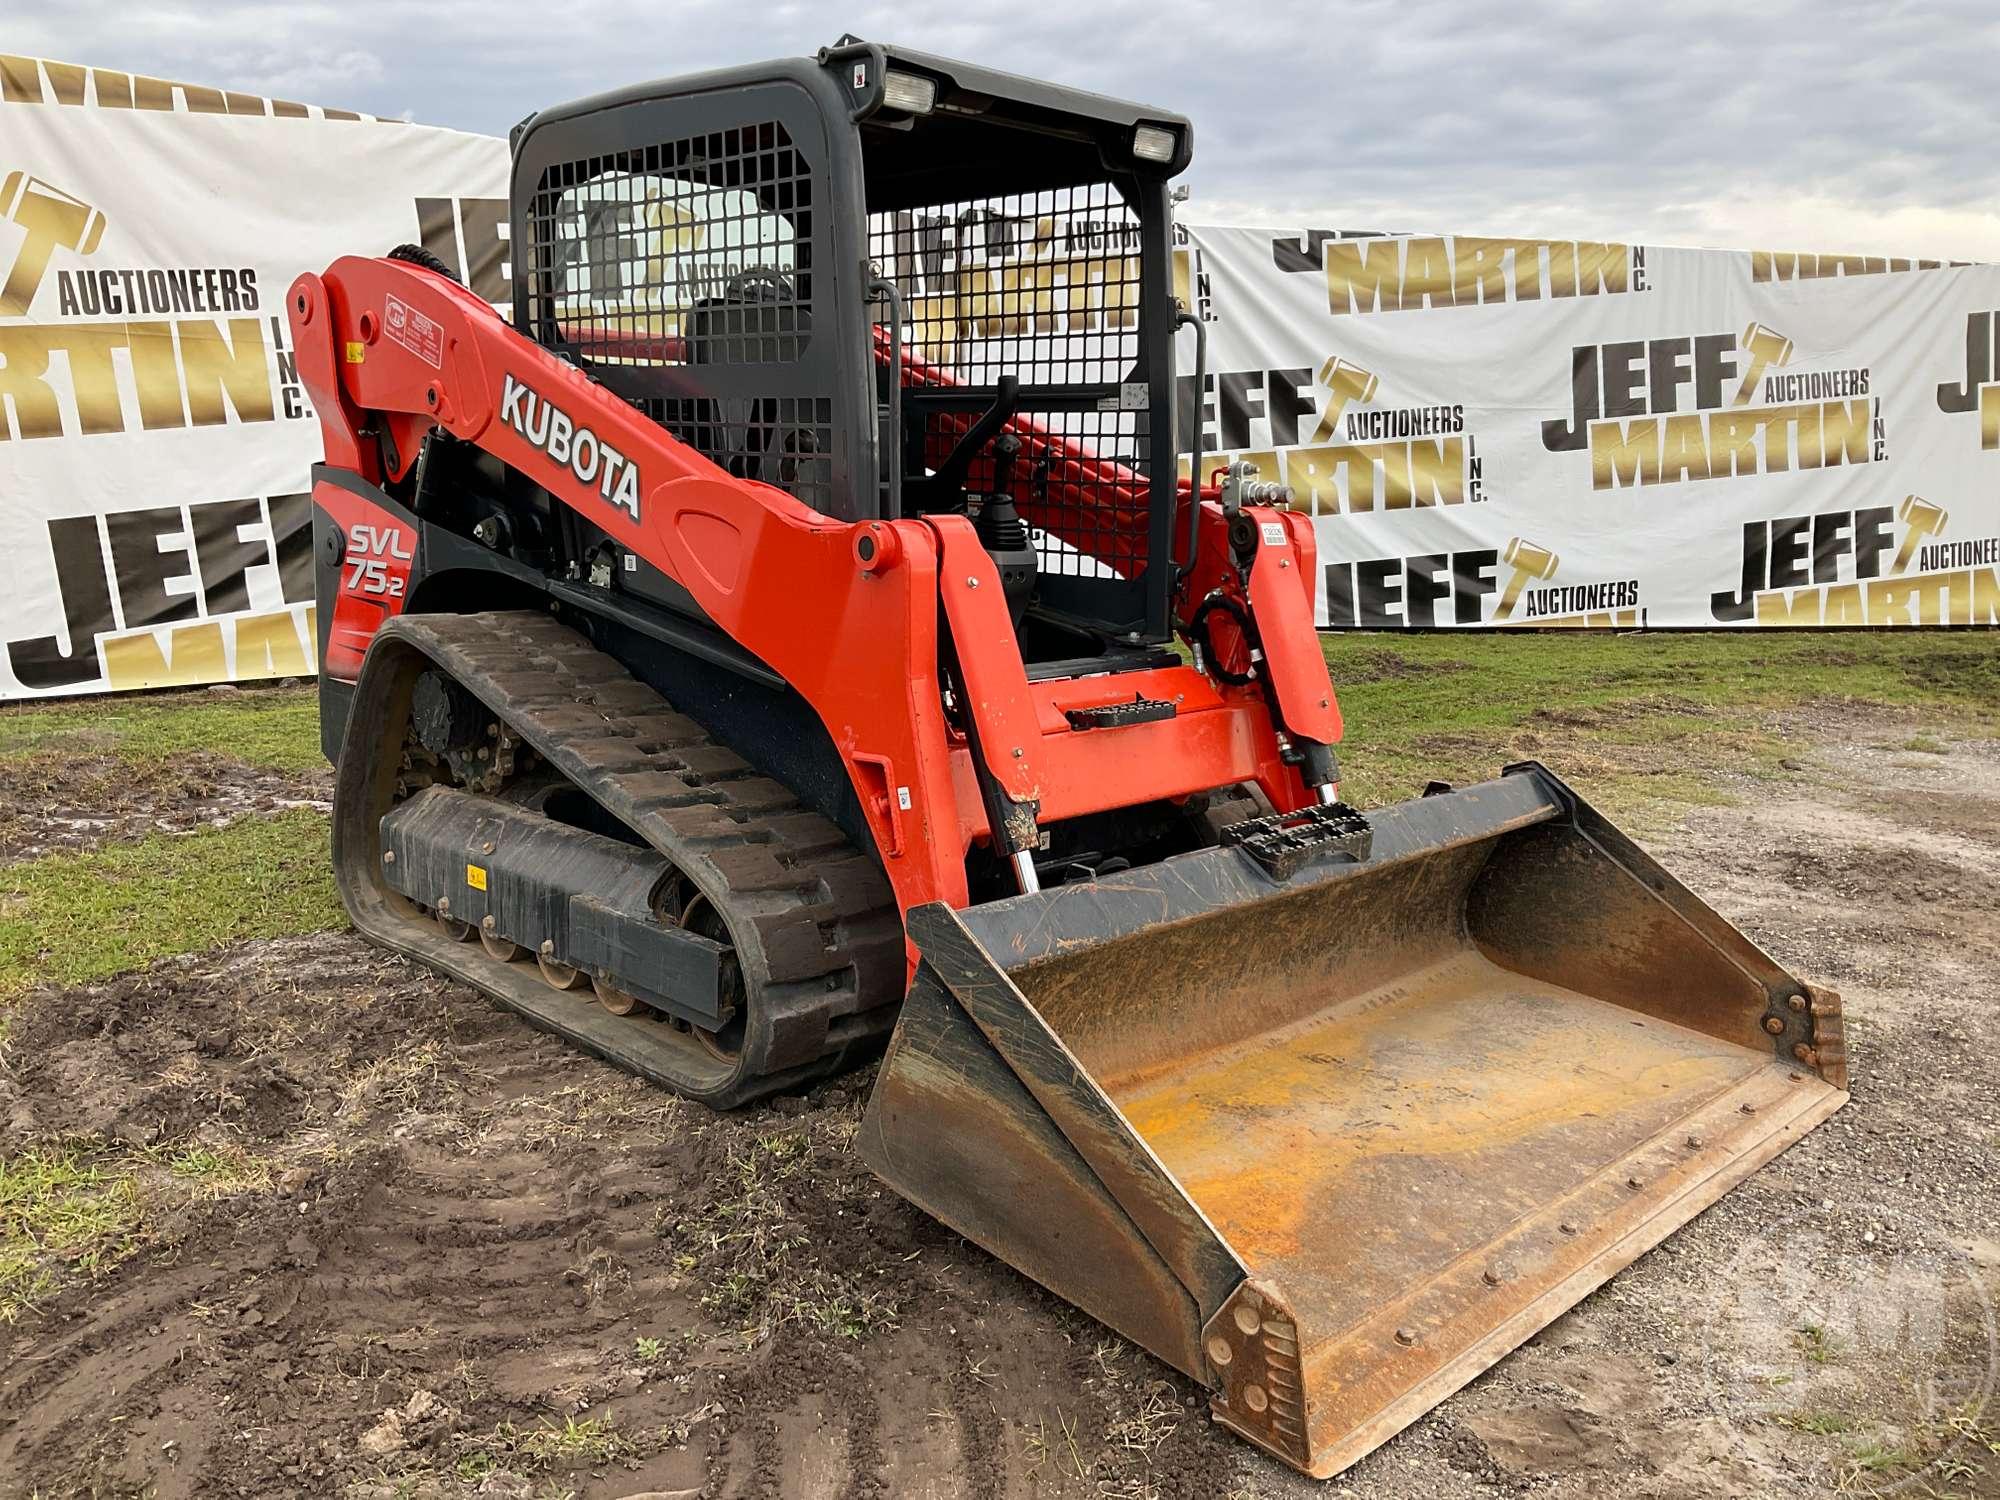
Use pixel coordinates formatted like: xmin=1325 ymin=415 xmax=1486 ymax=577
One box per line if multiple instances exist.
xmin=859 ymin=764 xmax=1850 ymax=1479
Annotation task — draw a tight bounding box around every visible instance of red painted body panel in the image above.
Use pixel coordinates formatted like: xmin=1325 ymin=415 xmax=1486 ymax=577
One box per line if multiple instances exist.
xmin=314 ymin=479 xmax=416 ymax=681
xmin=1250 ymin=508 xmax=1343 ymax=746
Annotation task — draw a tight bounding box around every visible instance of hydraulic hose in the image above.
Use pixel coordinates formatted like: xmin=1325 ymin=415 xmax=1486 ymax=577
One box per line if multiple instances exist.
xmin=1189 ymin=591 xmax=1258 ymax=686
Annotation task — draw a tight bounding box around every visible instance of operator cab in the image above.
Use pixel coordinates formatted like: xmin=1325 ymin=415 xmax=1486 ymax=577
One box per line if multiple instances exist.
xmin=508 ymin=38 xmax=1192 ymax=663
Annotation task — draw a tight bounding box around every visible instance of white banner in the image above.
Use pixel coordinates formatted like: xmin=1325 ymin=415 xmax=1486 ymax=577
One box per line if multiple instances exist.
xmin=0 ymin=55 xmax=509 ymax=699
xmin=1176 ymin=226 xmax=2000 ymax=628
xmin=4 ymin=61 xmax=1995 ymax=705
xmin=1168 ymin=223 xmax=2000 ymax=628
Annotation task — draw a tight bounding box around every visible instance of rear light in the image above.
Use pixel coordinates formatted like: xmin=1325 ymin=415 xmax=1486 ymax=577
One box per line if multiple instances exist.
xmin=881 ymin=70 xmax=937 ymax=115
xmin=1132 ymin=125 xmax=1177 ymax=163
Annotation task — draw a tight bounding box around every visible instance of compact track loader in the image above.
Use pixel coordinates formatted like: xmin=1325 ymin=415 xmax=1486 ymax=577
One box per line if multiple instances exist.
xmin=292 ymin=39 xmax=1849 ymax=1478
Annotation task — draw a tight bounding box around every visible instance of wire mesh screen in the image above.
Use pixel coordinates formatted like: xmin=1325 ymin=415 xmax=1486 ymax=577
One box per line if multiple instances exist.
xmin=638 ymin=393 xmax=834 ymax=500
xmin=869 ymin=182 xmax=1152 ymax=579
xmin=527 ymin=122 xmax=833 ymax=509
xmin=914 ymin=404 xmax=1149 ymax=583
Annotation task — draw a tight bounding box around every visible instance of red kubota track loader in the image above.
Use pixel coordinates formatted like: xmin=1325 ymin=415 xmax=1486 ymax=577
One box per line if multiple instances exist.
xmin=291 ymin=39 xmax=1850 ymax=1478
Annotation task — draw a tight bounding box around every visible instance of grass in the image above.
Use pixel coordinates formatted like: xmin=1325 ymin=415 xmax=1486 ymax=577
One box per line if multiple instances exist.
xmin=1322 ymin=631 xmax=1997 ymax=815
xmin=1024 ymin=1409 xmax=1089 ymax=1482
xmin=0 ymin=635 xmax=1987 ymax=1432
xmin=1106 ymin=1381 xmax=1183 ymax=1456
xmin=1776 ymin=1411 xmax=1856 ymax=1435
xmin=1772 ymin=1404 xmax=1996 ymax=1494
xmin=1797 ymin=1322 xmax=1843 ymax=1365
xmin=162 ymin=1142 xmax=276 ymax=1198
xmin=0 ymin=632 xmax=1979 ymax=1007
xmin=0 ymin=807 xmax=341 ymax=998
xmin=0 ymin=1144 xmax=145 ymax=1318
xmin=0 ymin=683 xmax=321 ymax=773
xmin=0 ymin=632 xmax=1983 ymax=1003
xmin=1944 ymin=1409 xmax=2000 ymax=1455
xmin=452 ymin=1452 xmax=497 ymax=1483
xmin=1840 ymin=1436 xmax=1916 ymax=1484
xmin=0 ymin=1138 xmax=284 ymax=1322
xmin=0 ymin=699 xmax=336 ymax=1311
xmin=474 ymin=1413 xmax=627 ymax=1471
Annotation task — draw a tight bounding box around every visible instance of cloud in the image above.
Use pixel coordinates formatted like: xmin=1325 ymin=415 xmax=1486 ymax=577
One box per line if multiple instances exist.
xmin=11 ymin=0 xmax=1999 ymax=258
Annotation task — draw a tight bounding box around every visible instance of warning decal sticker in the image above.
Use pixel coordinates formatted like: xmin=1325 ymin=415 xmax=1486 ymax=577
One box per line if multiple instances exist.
xmin=383 ymin=293 xmax=443 ymax=368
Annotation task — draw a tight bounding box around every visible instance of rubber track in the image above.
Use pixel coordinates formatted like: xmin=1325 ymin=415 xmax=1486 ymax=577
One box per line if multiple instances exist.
xmin=361 ymin=610 xmax=905 ymax=1105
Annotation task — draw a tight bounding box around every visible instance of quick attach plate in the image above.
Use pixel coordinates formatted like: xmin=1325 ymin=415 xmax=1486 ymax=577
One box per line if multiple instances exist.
xmin=1219 ymin=801 xmax=1373 ymax=878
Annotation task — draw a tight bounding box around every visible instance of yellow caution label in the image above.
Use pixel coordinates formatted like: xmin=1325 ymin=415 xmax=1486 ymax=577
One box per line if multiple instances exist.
xmin=344 ymin=341 xmax=366 ymax=363
xmin=466 ymin=863 xmax=487 ymax=891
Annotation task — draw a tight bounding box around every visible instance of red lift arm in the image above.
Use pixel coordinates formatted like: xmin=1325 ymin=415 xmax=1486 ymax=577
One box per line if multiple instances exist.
xmin=289 ymin=254 xmax=1342 ymax=944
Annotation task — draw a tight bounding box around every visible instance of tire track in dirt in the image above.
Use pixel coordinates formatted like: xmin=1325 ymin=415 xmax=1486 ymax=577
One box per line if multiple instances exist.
xmin=0 ymin=933 xmax=1194 ymax=1499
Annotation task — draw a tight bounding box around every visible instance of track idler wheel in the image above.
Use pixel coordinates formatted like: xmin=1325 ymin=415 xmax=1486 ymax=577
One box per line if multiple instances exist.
xmin=694 ymin=1021 xmax=742 ymax=1062
xmin=435 ymin=904 xmax=476 ymax=943
xmin=537 ymin=942 xmax=588 ymax=991
xmin=681 ymin=892 xmax=745 ymax=1062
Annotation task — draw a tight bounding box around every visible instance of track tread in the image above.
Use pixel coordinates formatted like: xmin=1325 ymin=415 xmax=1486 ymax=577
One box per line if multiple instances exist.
xmin=366 ymin=609 xmax=904 ymax=1104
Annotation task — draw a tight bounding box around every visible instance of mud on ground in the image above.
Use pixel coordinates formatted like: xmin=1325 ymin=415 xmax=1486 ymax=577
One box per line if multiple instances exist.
xmin=1 ymin=702 xmax=1996 ymax=1499
xmin=0 ymin=749 xmax=330 ymax=863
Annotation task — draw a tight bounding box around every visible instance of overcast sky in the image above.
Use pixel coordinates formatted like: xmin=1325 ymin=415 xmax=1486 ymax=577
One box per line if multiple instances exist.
xmin=15 ymin=0 xmax=2000 ymax=260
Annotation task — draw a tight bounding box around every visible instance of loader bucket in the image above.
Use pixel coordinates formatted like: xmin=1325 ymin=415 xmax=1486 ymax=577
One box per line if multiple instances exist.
xmin=858 ymin=763 xmax=1849 ymax=1479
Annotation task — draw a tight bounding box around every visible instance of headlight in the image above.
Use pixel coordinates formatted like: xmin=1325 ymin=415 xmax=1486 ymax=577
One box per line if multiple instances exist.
xmin=882 ymin=70 xmax=938 ymax=115
xmin=1132 ymin=125 xmax=1177 ymax=163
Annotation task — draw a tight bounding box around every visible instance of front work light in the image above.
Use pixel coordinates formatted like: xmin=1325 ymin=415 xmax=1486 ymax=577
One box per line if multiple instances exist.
xmin=882 ymin=70 xmax=938 ymax=115
xmin=1132 ymin=124 xmax=1177 ymax=163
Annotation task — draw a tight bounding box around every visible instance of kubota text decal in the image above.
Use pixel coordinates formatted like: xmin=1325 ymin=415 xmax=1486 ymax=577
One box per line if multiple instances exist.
xmin=498 ymin=373 xmax=642 ymax=521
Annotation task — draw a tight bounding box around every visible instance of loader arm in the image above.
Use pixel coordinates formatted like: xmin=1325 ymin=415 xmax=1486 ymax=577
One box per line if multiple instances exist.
xmin=294 ymin=255 xmax=962 ymax=931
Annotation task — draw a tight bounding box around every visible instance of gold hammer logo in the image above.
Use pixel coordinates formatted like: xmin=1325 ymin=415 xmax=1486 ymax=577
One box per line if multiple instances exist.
xmin=1734 ymin=321 xmax=1793 ymax=406
xmin=1495 ymin=536 xmax=1560 ymax=621
xmin=0 ymin=171 xmax=106 ymax=316
xmin=1307 ymin=356 xmax=1379 ymax=443
xmin=1893 ymin=494 xmax=1948 ymax=573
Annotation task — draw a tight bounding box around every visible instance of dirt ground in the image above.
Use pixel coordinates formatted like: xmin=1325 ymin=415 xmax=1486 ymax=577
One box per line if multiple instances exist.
xmin=1 ymin=700 xmax=1996 ymax=1499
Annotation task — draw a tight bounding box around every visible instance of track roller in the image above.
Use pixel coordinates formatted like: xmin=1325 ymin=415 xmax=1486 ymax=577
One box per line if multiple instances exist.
xmin=479 ymin=916 xmax=523 ymax=963
xmin=537 ymin=941 xmax=588 ymax=991
xmin=593 ymin=975 xmax=642 ymax=1015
